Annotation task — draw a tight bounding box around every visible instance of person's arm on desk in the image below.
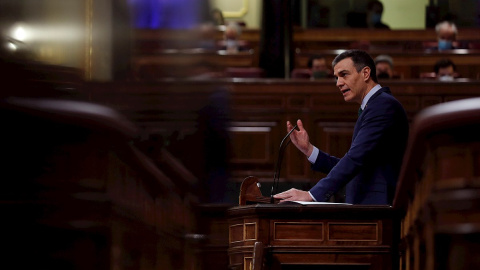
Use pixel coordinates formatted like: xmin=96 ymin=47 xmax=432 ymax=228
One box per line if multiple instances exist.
xmin=274 ymin=188 xmax=313 ymax=202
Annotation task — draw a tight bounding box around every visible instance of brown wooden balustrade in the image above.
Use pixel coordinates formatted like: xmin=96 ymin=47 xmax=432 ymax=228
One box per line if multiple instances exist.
xmin=393 ymin=97 xmax=480 ymax=270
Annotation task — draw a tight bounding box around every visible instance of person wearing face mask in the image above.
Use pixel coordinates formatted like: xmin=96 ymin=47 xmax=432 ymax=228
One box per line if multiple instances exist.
xmin=435 ymin=21 xmax=458 ymax=51
xmin=307 ymin=55 xmax=332 ymax=79
xmin=223 ymin=21 xmax=242 ymax=53
xmin=366 ymin=0 xmax=390 ymax=29
xmin=374 ymin=54 xmax=394 ymax=79
xmin=346 ymin=0 xmax=390 ymax=29
xmin=434 ymin=58 xmax=458 ymax=81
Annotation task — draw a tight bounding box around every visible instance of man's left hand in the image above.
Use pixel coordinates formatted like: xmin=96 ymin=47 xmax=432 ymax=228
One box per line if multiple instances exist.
xmin=273 ymin=188 xmax=313 ymax=202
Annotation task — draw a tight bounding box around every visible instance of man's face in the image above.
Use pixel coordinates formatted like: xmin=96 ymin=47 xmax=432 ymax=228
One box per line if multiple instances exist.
xmin=334 ymin=58 xmax=369 ymax=104
xmin=376 ymin=62 xmax=393 ymax=78
xmin=312 ymin=58 xmax=327 ymax=71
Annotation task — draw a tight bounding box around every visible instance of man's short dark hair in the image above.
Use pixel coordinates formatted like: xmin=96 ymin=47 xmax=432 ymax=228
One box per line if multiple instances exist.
xmin=307 ymin=55 xmax=326 ymax=69
xmin=434 ymin=58 xmax=456 ymax=74
xmin=332 ymin=50 xmax=378 ymax=83
xmin=367 ymin=0 xmax=384 ymax=13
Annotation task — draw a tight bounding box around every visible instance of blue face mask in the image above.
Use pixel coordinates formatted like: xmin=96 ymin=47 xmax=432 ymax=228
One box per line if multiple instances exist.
xmin=371 ymin=13 xmax=382 ymax=24
xmin=438 ymin=39 xmax=453 ymax=50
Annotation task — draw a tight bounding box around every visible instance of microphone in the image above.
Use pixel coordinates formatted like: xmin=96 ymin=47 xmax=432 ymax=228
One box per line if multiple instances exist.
xmin=270 ymin=123 xmax=298 ymax=203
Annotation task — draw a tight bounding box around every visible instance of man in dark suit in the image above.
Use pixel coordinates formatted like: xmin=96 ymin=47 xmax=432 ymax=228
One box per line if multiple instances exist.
xmin=274 ymin=50 xmax=409 ymax=205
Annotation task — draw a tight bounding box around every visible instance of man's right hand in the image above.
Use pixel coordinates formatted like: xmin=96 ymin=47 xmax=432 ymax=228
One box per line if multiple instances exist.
xmin=287 ymin=119 xmax=313 ymax=157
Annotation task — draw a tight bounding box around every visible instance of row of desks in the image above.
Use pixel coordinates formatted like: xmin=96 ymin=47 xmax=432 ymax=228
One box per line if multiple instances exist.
xmin=135 ymin=28 xmax=480 ymax=51
xmin=132 ymin=28 xmax=480 ymax=80
xmin=130 ymin=49 xmax=480 ymax=80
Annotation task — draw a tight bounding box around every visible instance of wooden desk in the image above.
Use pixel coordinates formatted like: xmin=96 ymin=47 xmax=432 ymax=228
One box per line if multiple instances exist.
xmin=293 ymin=28 xmax=480 ymax=50
xmin=131 ymin=49 xmax=256 ymax=79
xmin=133 ymin=28 xmax=480 ymax=53
xmin=228 ymin=203 xmax=399 ymax=270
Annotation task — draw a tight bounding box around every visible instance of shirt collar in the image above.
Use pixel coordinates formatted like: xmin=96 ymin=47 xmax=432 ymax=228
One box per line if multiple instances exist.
xmin=361 ymin=84 xmax=382 ymax=110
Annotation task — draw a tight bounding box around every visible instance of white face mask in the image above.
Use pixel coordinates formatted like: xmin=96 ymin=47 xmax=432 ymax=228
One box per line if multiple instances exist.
xmin=439 ymin=75 xmax=454 ymax=81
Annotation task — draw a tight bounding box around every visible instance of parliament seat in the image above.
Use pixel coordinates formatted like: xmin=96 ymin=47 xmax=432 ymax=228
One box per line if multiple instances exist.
xmin=419 ymin=71 xmax=462 ymax=79
xmin=290 ymin=68 xmax=311 ymax=79
xmin=224 ymin=67 xmax=265 ymax=78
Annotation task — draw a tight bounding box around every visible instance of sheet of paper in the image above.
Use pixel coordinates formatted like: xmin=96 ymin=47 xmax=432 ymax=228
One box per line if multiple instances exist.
xmin=291 ymin=201 xmax=352 ymax=205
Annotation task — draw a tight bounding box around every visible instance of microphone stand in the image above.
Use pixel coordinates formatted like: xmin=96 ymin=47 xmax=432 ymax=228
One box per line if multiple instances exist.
xmin=270 ymin=124 xmax=298 ymax=203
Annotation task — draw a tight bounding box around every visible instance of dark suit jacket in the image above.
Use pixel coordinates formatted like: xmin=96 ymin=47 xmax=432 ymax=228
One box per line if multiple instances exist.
xmin=309 ymin=87 xmax=409 ymax=205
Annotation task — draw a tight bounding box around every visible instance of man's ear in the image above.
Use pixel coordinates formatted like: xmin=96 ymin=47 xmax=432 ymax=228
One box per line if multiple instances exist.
xmin=363 ymin=66 xmax=371 ymax=81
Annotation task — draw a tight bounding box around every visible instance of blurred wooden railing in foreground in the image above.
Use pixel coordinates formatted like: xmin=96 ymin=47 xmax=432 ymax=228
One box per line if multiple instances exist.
xmin=0 ymin=97 xmax=200 ymax=269
xmin=393 ymin=97 xmax=480 ymax=270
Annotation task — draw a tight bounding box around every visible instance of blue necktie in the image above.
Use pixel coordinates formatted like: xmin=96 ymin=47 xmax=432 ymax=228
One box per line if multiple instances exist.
xmin=358 ymin=107 xmax=363 ymax=117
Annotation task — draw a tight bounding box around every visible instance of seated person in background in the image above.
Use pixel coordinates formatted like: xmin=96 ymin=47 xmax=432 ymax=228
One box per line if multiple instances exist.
xmin=434 ymin=58 xmax=458 ymax=81
xmin=347 ymin=0 xmax=390 ymax=29
xmin=308 ymin=55 xmax=332 ymax=79
xmin=366 ymin=0 xmax=390 ymax=29
xmin=374 ymin=54 xmax=394 ymax=79
xmin=223 ymin=21 xmax=242 ymax=53
xmin=433 ymin=21 xmax=459 ymax=50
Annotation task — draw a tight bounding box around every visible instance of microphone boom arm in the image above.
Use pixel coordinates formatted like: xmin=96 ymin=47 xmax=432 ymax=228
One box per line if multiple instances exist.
xmin=270 ymin=124 xmax=298 ymax=203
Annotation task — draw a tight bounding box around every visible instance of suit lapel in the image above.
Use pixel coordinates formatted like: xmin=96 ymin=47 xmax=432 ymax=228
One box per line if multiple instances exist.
xmin=352 ymin=87 xmax=391 ymax=140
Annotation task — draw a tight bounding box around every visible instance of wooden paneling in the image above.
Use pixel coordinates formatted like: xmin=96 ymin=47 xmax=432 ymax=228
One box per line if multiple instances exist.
xmin=229 ymin=124 xmax=275 ymax=164
xmin=273 ymin=222 xmax=324 ymax=241
xmin=85 ymin=79 xmax=480 ymax=190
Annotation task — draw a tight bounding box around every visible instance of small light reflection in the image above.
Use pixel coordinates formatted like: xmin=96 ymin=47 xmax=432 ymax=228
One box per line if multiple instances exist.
xmin=7 ymin=42 xmax=17 ymax=51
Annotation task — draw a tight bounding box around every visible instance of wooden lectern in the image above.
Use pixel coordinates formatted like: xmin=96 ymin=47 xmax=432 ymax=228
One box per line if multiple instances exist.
xmin=230 ymin=176 xmax=399 ymax=270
